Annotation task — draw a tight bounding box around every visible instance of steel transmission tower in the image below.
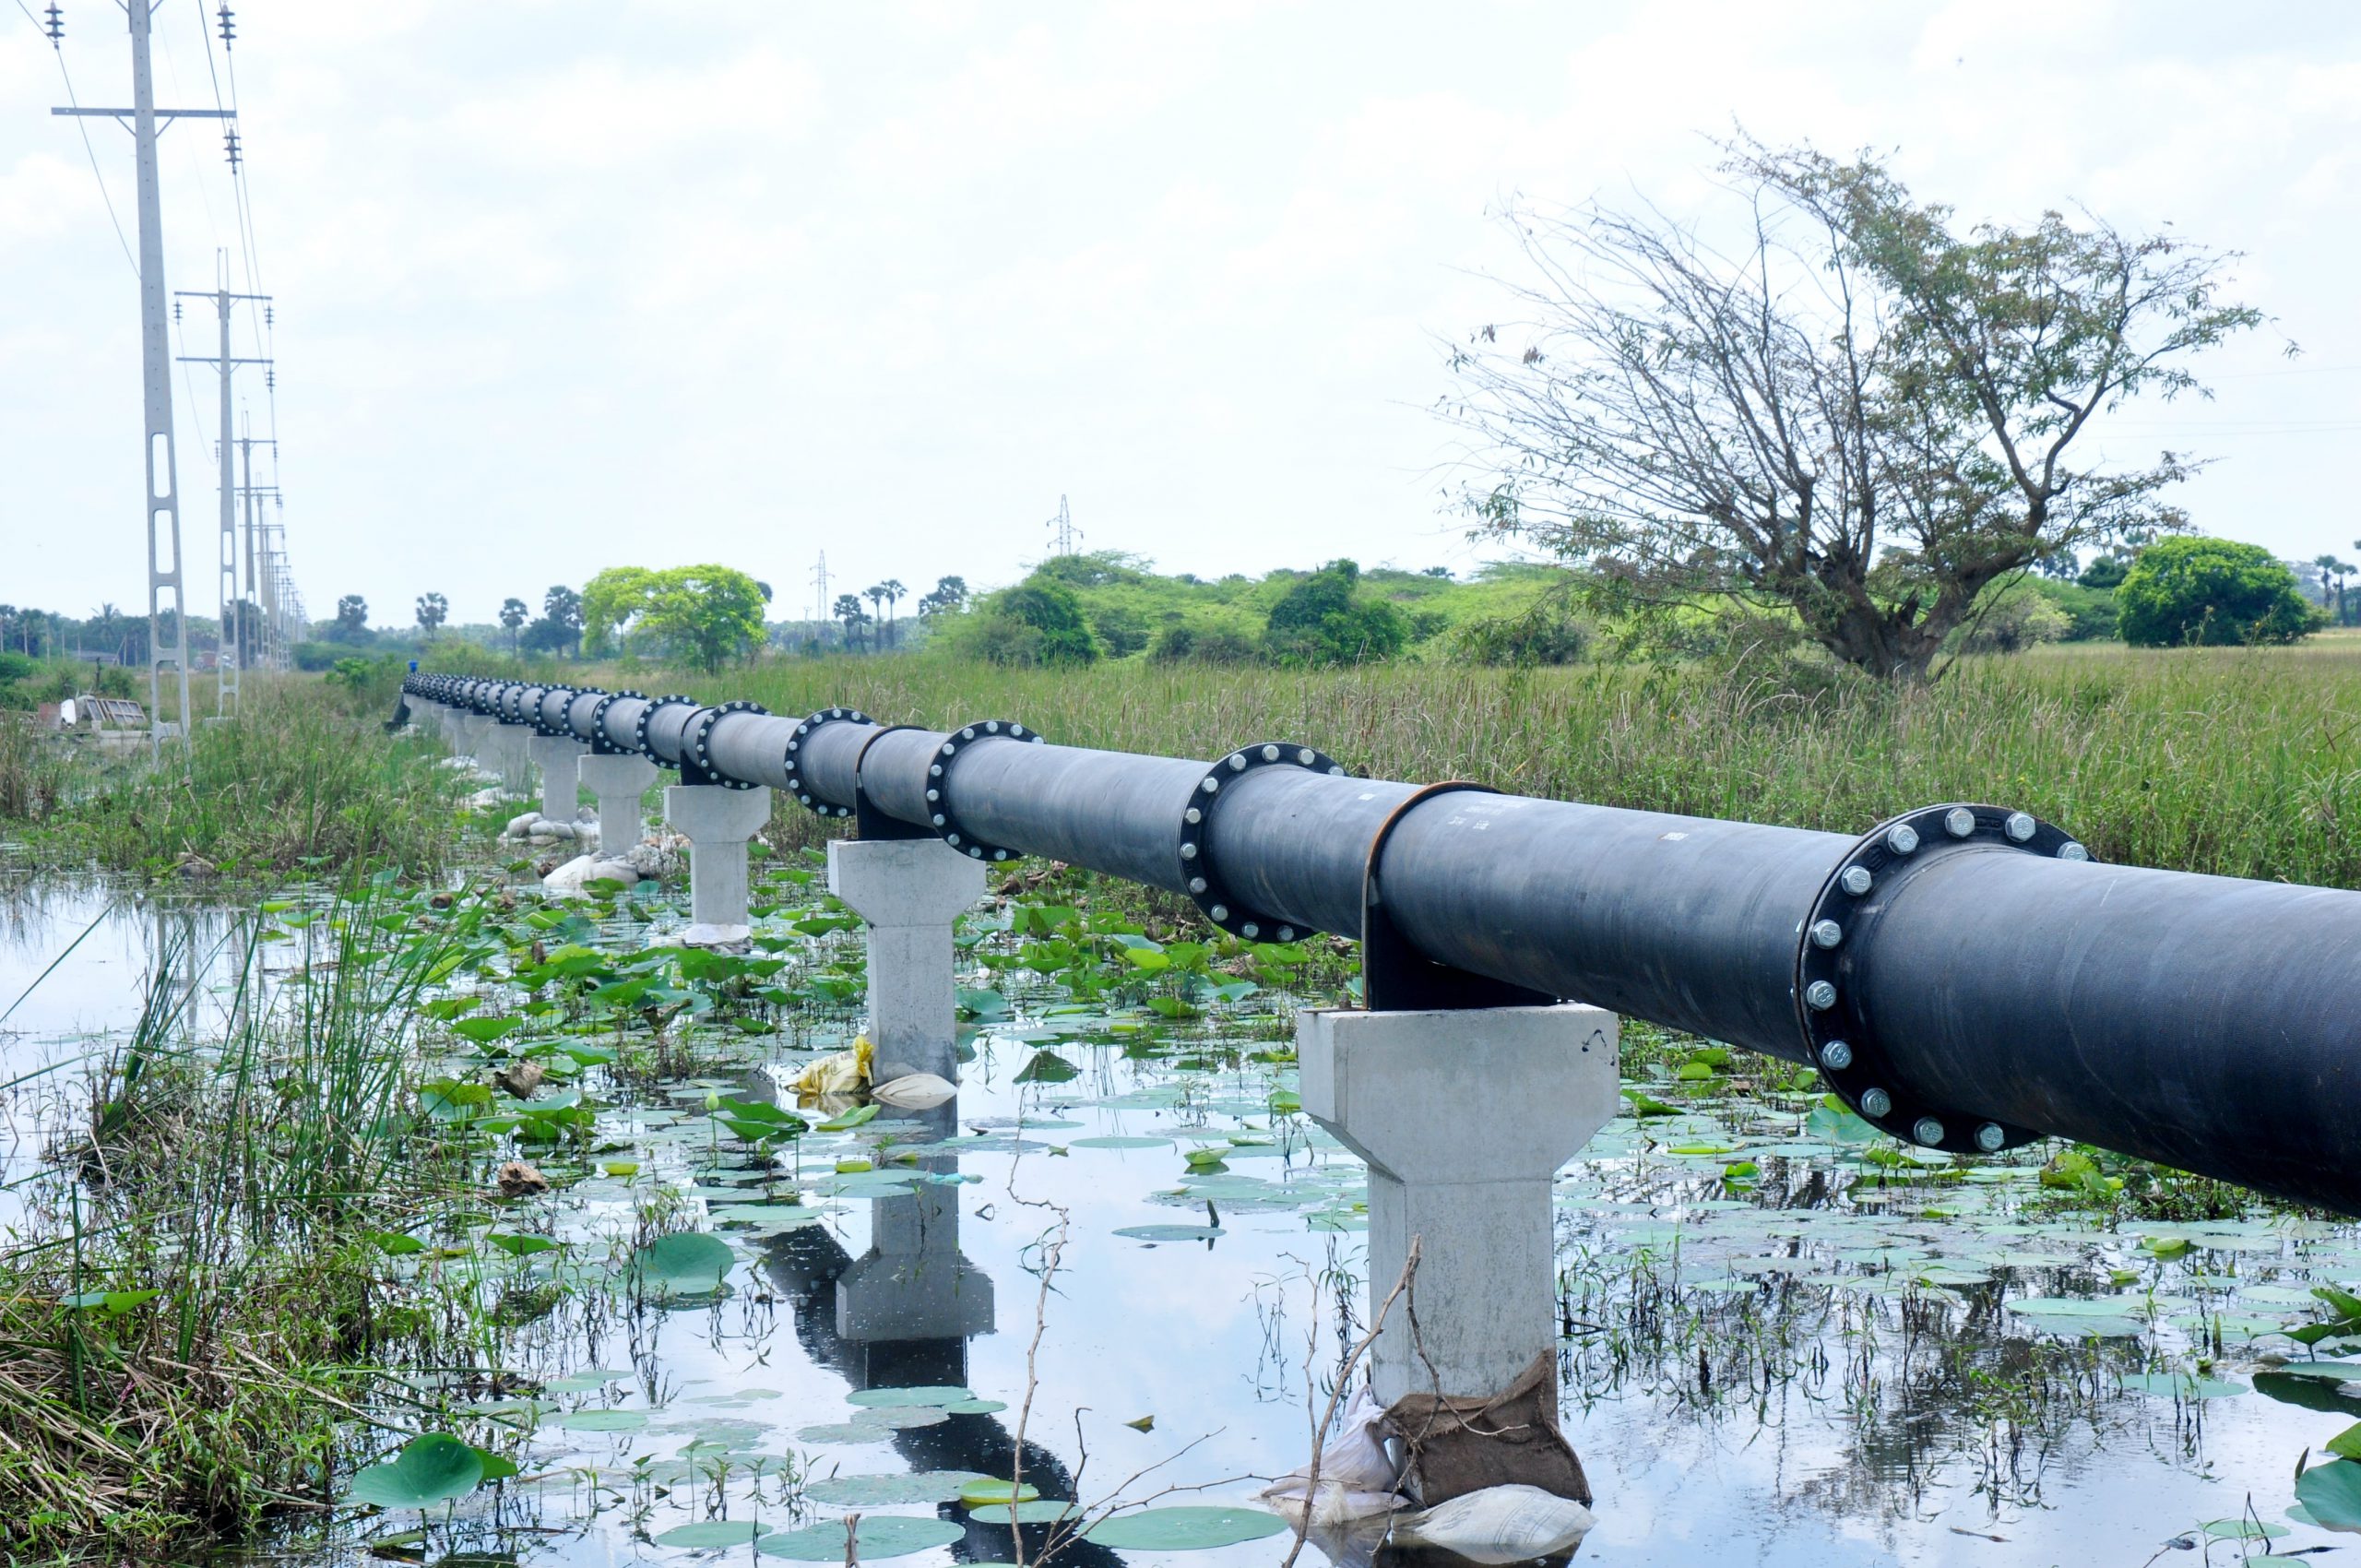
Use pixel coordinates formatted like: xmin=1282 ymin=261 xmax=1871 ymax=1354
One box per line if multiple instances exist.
xmin=176 ymin=281 xmax=269 ymax=709
xmin=1045 ymin=494 xmax=1082 ymax=557
xmin=53 ymin=2 xmax=238 ymax=743
xmin=810 ymin=552 xmax=830 ymax=645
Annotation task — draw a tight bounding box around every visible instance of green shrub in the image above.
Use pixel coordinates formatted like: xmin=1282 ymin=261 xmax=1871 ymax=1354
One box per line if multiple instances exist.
xmin=958 ymin=577 xmax=1102 ymax=666
xmin=1264 ymin=559 xmax=1409 ymax=666
xmin=2116 ymin=537 xmax=2315 ymax=647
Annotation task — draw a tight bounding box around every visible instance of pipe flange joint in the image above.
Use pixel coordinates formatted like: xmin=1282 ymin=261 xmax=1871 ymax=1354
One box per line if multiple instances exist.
xmin=1797 ymin=802 xmax=2094 ymax=1156
xmin=587 ymin=689 xmax=644 ymax=754
xmin=781 ymin=707 xmax=873 ymax=818
xmin=495 ymin=682 xmax=534 ymax=724
xmin=682 ymin=700 xmax=768 ymax=789
xmin=632 ymin=694 xmax=700 ymax=760
xmin=532 ymin=685 xmax=583 ymax=737
xmin=1178 ymin=741 xmax=1347 ymax=943
xmin=927 ymin=719 xmax=1046 ymax=861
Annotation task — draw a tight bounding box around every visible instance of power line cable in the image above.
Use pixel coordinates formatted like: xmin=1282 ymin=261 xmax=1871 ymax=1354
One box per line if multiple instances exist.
xmin=13 ymin=0 xmax=138 ymax=275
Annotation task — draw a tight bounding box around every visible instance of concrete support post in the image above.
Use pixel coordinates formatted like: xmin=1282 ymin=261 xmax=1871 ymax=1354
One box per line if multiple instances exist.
xmin=526 ymin=734 xmax=584 ymax=822
xmin=483 ymin=722 xmax=531 ymax=796
xmin=665 ymin=784 xmax=773 ymax=945
xmin=453 ymin=713 xmax=490 ymax=764
xmin=578 ymin=753 xmax=659 ymax=850
xmin=1299 ymin=1003 xmax=1619 ymax=1407
xmin=826 ymin=839 xmax=990 ymax=1083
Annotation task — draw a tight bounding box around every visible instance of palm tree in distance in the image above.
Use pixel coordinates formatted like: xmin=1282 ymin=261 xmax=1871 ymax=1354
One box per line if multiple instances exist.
xmin=500 ymin=597 xmax=528 ymax=653
xmin=879 ymin=579 xmax=906 ymax=648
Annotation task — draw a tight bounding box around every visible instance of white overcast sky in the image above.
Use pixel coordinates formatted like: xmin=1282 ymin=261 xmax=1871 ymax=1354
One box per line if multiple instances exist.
xmin=3 ymin=1 xmax=2357 ymax=628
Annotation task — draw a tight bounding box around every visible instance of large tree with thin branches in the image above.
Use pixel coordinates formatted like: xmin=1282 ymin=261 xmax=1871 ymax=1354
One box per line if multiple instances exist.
xmin=1439 ymin=138 xmax=2267 ymax=682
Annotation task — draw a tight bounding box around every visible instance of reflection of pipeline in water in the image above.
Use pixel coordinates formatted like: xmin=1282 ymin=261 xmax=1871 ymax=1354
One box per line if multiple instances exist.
xmin=758 ymin=1093 xmax=1123 ymax=1566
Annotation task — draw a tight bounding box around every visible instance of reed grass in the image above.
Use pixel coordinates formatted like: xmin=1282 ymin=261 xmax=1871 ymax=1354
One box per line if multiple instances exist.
xmin=620 ymin=636 xmax=2361 ymax=888
xmin=0 ymin=884 xmax=469 ymax=1561
xmin=7 ymin=683 xmax=469 ymax=879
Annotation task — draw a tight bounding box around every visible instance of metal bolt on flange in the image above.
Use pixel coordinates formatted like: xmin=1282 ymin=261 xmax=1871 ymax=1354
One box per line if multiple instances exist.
xmin=1860 ymin=1087 xmax=1892 ymax=1118
xmin=1819 ymin=1039 xmax=1855 ymax=1070
xmin=1809 ymin=919 xmax=1843 ymax=949
xmin=1805 ymin=980 xmax=1838 ymax=1011
xmin=1975 ymin=1123 xmax=2008 ymax=1153
xmin=1912 ymin=1117 xmax=1945 ymax=1146
xmin=1840 ymin=865 xmax=1874 ymax=897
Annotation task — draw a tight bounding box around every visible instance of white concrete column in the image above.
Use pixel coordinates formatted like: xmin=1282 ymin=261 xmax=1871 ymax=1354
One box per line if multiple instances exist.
xmin=480 ymin=721 xmax=531 ymax=795
xmin=665 ymin=784 xmax=773 ymax=945
xmin=453 ymin=713 xmax=490 ymax=763
xmin=526 ymin=733 xmax=584 ymax=821
xmin=826 ymin=839 xmax=989 ymax=1083
xmin=1299 ymin=1003 xmax=1619 ymax=1406
xmin=578 ymin=753 xmax=659 ymax=849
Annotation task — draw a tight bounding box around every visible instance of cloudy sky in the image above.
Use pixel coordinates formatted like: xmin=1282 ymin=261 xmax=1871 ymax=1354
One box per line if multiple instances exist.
xmin=3 ymin=1 xmax=2356 ymax=630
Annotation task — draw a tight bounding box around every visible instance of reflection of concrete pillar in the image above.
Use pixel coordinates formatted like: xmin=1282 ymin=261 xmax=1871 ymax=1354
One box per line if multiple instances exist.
xmin=664 ymin=784 xmax=772 ymax=944
xmin=1299 ymin=1003 xmax=1619 ymax=1406
xmin=526 ymin=734 xmax=583 ymax=821
xmin=578 ymin=753 xmax=658 ymax=849
xmin=827 ymin=839 xmax=988 ymax=1083
xmin=836 ymin=1097 xmax=994 ymax=1365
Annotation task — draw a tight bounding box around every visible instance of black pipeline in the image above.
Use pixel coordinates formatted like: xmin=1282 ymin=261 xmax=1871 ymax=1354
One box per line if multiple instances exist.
xmin=407 ymin=673 xmax=2361 ymax=1216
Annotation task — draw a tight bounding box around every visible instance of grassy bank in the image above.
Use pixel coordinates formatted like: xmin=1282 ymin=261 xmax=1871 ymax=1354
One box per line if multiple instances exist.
xmin=571 ymin=636 xmax=2361 ymax=888
xmin=1 ymin=681 xmax=469 ymax=879
xmin=0 ymin=884 xmax=477 ymax=1562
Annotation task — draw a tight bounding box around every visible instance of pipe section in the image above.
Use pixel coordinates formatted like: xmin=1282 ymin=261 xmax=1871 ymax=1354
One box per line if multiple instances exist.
xmin=404 ymin=673 xmax=2361 ymax=1215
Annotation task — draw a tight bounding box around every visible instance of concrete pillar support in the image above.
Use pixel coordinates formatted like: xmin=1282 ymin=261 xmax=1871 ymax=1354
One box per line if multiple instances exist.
xmin=480 ymin=721 xmax=531 ymax=795
xmin=454 ymin=713 xmax=490 ymax=764
xmin=826 ymin=839 xmax=989 ymax=1083
xmin=665 ymin=784 xmax=773 ymax=945
xmin=578 ymin=753 xmax=659 ymax=850
xmin=1299 ymin=1003 xmax=1619 ymax=1407
xmin=526 ymin=733 xmax=584 ymax=822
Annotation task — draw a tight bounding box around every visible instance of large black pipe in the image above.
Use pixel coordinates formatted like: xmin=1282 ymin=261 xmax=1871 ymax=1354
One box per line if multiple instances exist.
xmin=406 ymin=673 xmax=2361 ymax=1215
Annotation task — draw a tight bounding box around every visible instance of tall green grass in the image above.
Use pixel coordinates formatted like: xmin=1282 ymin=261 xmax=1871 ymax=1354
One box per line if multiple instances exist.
xmin=8 ymin=683 xmax=469 ymax=878
xmin=596 ymin=637 xmax=2361 ymax=888
xmin=0 ymin=882 xmax=469 ymax=1559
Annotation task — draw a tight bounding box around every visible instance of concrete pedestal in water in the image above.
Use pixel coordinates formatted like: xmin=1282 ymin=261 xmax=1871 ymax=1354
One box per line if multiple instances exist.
xmin=577 ymin=753 xmax=658 ymax=849
xmin=827 ymin=838 xmax=988 ymax=1083
xmin=1299 ymin=1002 xmax=1620 ymax=1406
xmin=526 ymin=734 xmax=583 ymax=823
xmin=665 ymin=783 xmax=772 ymax=945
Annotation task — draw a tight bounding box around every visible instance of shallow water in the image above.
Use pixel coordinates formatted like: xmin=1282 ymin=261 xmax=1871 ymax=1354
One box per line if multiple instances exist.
xmin=4 ymin=863 xmax=2355 ymax=1568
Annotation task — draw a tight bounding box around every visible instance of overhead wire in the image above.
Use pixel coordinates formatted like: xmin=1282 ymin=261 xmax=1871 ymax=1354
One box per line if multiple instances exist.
xmin=13 ymin=0 xmax=138 ymax=275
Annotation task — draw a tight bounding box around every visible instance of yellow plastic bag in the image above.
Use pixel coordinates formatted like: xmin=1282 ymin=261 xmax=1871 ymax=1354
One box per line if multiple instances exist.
xmin=791 ymin=1035 xmax=873 ymax=1098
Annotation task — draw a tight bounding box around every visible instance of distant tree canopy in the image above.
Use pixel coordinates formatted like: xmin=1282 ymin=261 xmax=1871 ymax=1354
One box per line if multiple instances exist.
xmin=1442 ymin=134 xmax=2265 ymax=683
xmin=2115 ymin=538 xmax=2315 ymax=647
xmin=977 ymin=578 xmax=1101 ymax=666
xmin=1264 ymin=559 xmax=1409 ymax=666
xmin=583 ymin=564 xmax=767 ymax=672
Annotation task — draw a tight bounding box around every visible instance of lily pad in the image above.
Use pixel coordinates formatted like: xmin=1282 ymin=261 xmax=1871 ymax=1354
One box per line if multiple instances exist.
xmin=803 ymin=1470 xmax=990 ymax=1506
xmin=958 ymin=1479 xmax=1042 ymax=1506
xmin=1115 ymin=1225 xmax=1225 ymax=1242
xmin=1070 ymin=1135 xmax=1172 ymax=1150
xmin=794 ymin=1422 xmax=893 ymax=1444
xmin=2297 ymin=1457 xmax=2361 ymax=1532
xmin=1085 ymin=1505 xmax=1287 ymax=1550
xmin=346 ymin=1432 xmax=483 ymax=1509
xmin=631 ymin=1232 xmax=736 ymax=1298
xmin=655 ymin=1519 xmax=773 ymax=1547
xmin=2118 ymin=1372 xmax=2244 ymax=1398
xmin=757 ymin=1515 xmax=965 ymax=1559
xmin=846 ymin=1384 xmax=973 ymax=1408
xmin=553 ymin=1408 xmax=648 ymax=1432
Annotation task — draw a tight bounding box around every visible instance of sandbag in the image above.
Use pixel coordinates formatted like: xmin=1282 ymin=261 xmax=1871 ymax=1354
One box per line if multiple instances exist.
xmin=790 ymin=1036 xmax=874 ymax=1098
xmin=1390 ymin=1484 xmax=1595 ymax=1564
xmin=1258 ymin=1386 xmax=1408 ymax=1527
xmin=871 ymin=1073 xmax=958 ymax=1109
xmin=1381 ymin=1353 xmax=1591 ymax=1508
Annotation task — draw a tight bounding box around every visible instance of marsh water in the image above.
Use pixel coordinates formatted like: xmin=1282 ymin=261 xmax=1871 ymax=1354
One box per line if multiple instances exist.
xmin=3 ymin=861 xmax=2356 ymax=1568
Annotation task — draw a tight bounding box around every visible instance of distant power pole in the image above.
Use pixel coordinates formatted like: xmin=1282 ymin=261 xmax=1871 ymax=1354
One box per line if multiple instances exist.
xmin=176 ymin=281 xmax=270 ymax=709
xmin=810 ymin=552 xmax=830 ymax=644
xmin=53 ymin=2 xmax=238 ymax=743
xmin=233 ymin=422 xmax=279 ymax=673
xmin=1046 ymin=494 xmax=1081 ymax=557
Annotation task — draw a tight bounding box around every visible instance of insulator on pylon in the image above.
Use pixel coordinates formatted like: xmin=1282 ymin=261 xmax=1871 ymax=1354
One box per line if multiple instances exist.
xmin=43 ymin=4 xmax=62 ymax=45
xmin=217 ymin=5 xmax=234 ymax=48
xmin=264 ymin=303 xmax=273 ymax=327
xmin=172 ymin=300 xmax=183 ymax=323
xmin=223 ymin=131 xmax=241 ymax=172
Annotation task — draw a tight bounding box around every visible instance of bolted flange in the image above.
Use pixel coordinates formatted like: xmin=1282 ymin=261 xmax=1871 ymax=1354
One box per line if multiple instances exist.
xmin=927 ymin=719 xmax=1046 ymax=862
xmin=1797 ymin=802 xmax=2092 ymax=1156
xmin=780 ymin=707 xmax=874 ymax=818
xmin=1177 ymin=741 xmax=1347 ymax=943
xmin=681 ymin=700 xmax=768 ymax=789
xmin=531 ymin=684 xmax=585 ymax=737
